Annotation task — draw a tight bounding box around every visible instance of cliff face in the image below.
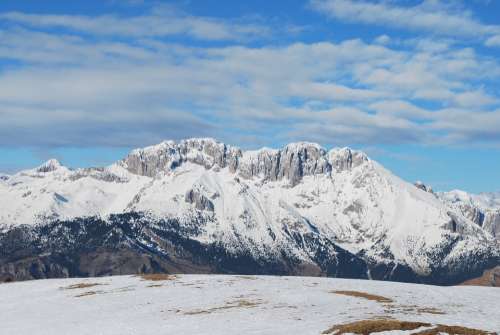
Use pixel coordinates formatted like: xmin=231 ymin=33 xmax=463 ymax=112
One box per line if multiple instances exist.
xmin=121 ymin=139 xmax=241 ymax=177
xmin=121 ymin=138 xmax=366 ymax=186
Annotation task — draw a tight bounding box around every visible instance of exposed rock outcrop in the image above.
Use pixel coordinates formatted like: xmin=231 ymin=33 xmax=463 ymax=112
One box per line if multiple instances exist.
xmin=329 ymin=148 xmax=367 ymax=172
xmin=483 ymin=211 xmax=500 ymax=239
xmin=238 ymin=143 xmax=331 ymax=185
xmin=414 ymin=181 xmax=434 ymax=194
xmin=122 ymin=138 xmax=242 ymax=178
xmin=69 ymin=167 xmax=129 ymax=183
xmin=185 ymin=189 xmax=215 ymax=212
xmin=122 ymin=138 xmax=366 ymax=186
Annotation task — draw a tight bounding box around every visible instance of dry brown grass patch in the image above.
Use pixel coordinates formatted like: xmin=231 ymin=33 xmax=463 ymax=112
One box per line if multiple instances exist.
xmin=139 ymin=273 xmax=176 ymax=282
xmin=460 ymin=266 xmax=500 ymax=287
xmin=322 ymin=319 xmax=430 ymax=334
xmin=322 ymin=319 xmax=495 ymax=335
xmin=63 ymin=282 xmax=102 ymax=290
xmin=331 ymin=290 xmax=393 ymax=303
xmin=414 ymin=324 xmax=496 ymax=335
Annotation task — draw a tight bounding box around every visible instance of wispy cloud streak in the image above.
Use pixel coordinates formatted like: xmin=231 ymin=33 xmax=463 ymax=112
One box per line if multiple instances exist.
xmin=310 ymin=0 xmax=500 ymax=47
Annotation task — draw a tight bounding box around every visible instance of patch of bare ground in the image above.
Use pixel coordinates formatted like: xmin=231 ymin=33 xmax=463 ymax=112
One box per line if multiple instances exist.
xmin=183 ymin=299 xmax=262 ymax=315
xmin=62 ymin=282 xmax=102 ymax=290
xmin=461 ymin=266 xmax=500 ymax=287
xmin=138 ymin=273 xmax=176 ymax=282
xmin=413 ymin=325 xmax=497 ymax=335
xmin=332 ymin=290 xmax=446 ymax=317
xmin=322 ymin=319 xmax=496 ymax=335
xmin=331 ymin=290 xmax=393 ymax=303
xmin=322 ymin=319 xmax=430 ymax=334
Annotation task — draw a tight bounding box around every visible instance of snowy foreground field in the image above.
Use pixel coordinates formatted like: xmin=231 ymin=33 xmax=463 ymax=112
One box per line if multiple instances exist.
xmin=1 ymin=275 xmax=499 ymax=335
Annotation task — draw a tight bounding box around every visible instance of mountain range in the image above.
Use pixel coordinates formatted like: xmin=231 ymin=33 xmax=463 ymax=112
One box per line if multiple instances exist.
xmin=0 ymin=138 xmax=498 ymax=284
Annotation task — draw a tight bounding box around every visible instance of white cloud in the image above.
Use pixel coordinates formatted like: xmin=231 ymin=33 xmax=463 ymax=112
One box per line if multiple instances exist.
xmin=0 ymin=9 xmax=499 ymax=149
xmin=368 ymin=100 xmax=434 ymax=120
xmin=0 ymin=8 xmax=270 ymax=41
xmin=485 ymin=35 xmax=500 ymax=47
xmin=310 ymin=0 xmax=500 ymax=47
xmin=453 ymin=89 xmax=498 ymax=108
xmin=430 ymin=108 xmax=500 ymax=143
xmin=374 ymin=34 xmax=391 ymax=45
xmin=288 ymin=82 xmax=388 ymax=102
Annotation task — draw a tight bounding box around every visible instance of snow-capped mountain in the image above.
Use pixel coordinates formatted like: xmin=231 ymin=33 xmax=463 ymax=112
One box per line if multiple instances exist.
xmin=0 ymin=138 xmax=498 ymax=284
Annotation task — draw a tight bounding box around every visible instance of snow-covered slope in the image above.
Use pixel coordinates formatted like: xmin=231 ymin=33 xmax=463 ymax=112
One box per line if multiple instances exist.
xmin=0 ymin=274 xmax=498 ymax=335
xmin=0 ymin=138 xmax=498 ymax=284
xmin=0 ymin=159 xmax=150 ymax=225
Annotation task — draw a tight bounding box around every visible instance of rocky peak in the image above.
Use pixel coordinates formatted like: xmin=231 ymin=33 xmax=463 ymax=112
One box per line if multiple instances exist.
xmin=122 ymin=139 xmax=369 ymax=185
xmin=328 ymin=147 xmax=368 ymax=172
xmin=277 ymin=142 xmax=330 ymax=185
xmin=36 ymin=159 xmax=63 ymax=173
xmin=238 ymin=148 xmax=281 ymax=180
xmin=122 ymin=138 xmax=241 ymax=177
xmin=179 ymin=138 xmax=241 ymax=171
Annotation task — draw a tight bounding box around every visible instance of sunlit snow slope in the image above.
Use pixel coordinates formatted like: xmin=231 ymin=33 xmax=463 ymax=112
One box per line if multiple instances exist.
xmin=0 ymin=274 xmax=498 ymax=335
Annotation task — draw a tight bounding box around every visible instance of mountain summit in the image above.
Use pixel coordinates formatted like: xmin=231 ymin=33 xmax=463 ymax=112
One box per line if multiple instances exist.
xmin=120 ymin=138 xmax=366 ymax=185
xmin=35 ymin=159 xmax=64 ymax=173
xmin=0 ymin=138 xmax=498 ymax=284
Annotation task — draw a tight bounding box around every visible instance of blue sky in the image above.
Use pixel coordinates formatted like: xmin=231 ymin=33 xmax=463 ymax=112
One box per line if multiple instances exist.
xmin=0 ymin=0 xmax=499 ymax=193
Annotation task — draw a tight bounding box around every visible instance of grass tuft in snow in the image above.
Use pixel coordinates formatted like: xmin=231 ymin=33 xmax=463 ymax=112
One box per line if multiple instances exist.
xmin=322 ymin=319 xmax=430 ymax=334
xmin=413 ymin=324 xmax=495 ymax=335
xmin=138 ymin=274 xmax=176 ymax=281
xmin=331 ymin=290 xmax=393 ymax=303
xmin=322 ymin=319 xmax=494 ymax=335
